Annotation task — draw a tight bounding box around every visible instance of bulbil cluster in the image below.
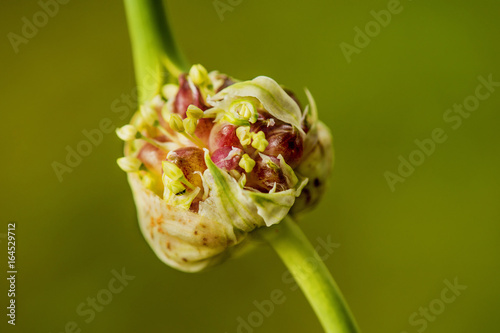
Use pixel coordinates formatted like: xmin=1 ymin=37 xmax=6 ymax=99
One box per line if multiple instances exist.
xmin=116 ymin=65 xmax=332 ymax=271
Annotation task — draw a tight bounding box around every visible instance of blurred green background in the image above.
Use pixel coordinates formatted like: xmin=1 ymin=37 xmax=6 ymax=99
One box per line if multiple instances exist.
xmin=1 ymin=0 xmax=499 ymax=332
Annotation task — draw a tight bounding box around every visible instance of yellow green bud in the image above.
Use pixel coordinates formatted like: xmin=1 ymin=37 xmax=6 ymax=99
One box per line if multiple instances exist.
xmin=140 ymin=105 xmax=157 ymax=125
xmin=238 ymin=173 xmax=247 ymax=188
xmin=162 ymin=161 xmax=184 ymax=181
xmin=186 ymin=105 xmax=204 ymax=119
xmin=117 ymin=157 xmax=142 ymax=173
xmin=239 ymin=154 xmax=256 ymax=173
xmin=162 ymin=84 xmax=179 ymax=100
xmin=251 ymin=131 xmax=269 ymax=152
xmin=166 ymin=180 xmax=186 ymax=195
xmin=189 ymin=64 xmax=209 ymax=86
xmin=230 ymin=100 xmax=257 ymax=123
xmin=168 ymin=114 xmax=185 ymax=132
xmin=236 ymin=126 xmax=252 ymax=147
xmin=116 ymin=124 xmax=138 ymax=141
xmin=183 ymin=117 xmax=198 ymax=135
xmin=142 ymin=173 xmax=154 ymax=189
xmin=150 ymin=95 xmax=163 ymax=108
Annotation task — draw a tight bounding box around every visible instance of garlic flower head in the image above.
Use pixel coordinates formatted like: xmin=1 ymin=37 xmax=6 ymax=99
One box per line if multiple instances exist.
xmin=117 ymin=65 xmax=333 ymax=272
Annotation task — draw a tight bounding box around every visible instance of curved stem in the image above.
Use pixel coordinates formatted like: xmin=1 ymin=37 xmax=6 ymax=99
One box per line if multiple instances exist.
xmin=259 ymin=216 xmax=360 ymax=333
xmin=124 ymin=0 xmax=189 ymax=104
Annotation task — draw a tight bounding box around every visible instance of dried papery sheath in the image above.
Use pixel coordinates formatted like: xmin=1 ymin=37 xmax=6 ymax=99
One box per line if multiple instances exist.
xmin=117 ymin=64 xmax=333 ymax=272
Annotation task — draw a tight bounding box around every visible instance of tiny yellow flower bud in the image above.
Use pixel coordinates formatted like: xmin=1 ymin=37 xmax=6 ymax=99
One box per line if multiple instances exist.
xmin=236 ymin=126 xmax=252 ymax=147
xmin=229 ymin=169 xmax=242 ymax=180
xmin=150 ymin=95 xmax=164 ymax=108
xmin=251 ymin=131 xmax=269 ymax=152
xmin=134 ymin=113 xmax=149 ymax=131
xmin=141 ymin=172 xmax=155 ymax=189
xmin=140 ymin=105 xmax=157 ymax=125
xmin=189 ymin=64 xmax=209 ymax=86
xmin=162 ymin=84 xmax=179 ymax=100
xmin=239 ymin=154 xmax=256 ymax=173
xmin=230 ymin=100 xmax=257 ymax=123
xmin=239 ymin=105 xmax=252 ymax=119
xmin=186 ymin=105 xmax=204 ymax=119
xmin=238 ymin=173 xmax=247 ymax=188
xmin=116 ymin=124 xmax=138 ymax=141
xmin=141 ymin=172 xmax=166 ymax=195
xmin=162 ymin=161 xmax=184 ymax=181
xmin=168 ymin=114 xmax=185 ymax=132
xmin=160 ymin=103 xmax=171 ymax=123
xmin=117 ymin=157 xmax=142 ymax=173
xmin=183 ymin=117 xmax=198 ymax=135
xmin=166 ymin=180 xmax=186 ymax=195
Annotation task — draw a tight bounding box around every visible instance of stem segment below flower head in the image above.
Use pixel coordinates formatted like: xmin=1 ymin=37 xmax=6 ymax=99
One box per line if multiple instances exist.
xmin=258 ymin=216 xmax=360 ymax=333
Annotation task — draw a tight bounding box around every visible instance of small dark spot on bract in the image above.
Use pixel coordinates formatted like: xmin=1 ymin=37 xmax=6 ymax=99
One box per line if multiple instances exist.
xmin=194 ymin=230 xmax=198 ymax=235
xmin=314 ymin=178 xmax=321 ymax=187
xmin=182 ymin=258 xmax=187 ymax=262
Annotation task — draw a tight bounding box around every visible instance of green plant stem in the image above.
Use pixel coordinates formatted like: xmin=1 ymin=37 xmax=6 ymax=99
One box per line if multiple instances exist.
xmin=259 ymin=216 xmax=360 ymax=333
xmin=123 ymin=0 xmax=188 ymax=104
xmin=123 ymin=2 xmax=358 ymax=331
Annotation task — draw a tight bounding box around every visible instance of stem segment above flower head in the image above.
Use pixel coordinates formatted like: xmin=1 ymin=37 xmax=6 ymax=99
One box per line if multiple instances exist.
xmin=124 ymin=0 xmax=189 ymax=104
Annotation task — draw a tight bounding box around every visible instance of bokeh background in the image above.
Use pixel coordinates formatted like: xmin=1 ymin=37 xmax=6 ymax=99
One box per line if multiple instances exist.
xmin=1 ymin=0 xmax=499 ymax=332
